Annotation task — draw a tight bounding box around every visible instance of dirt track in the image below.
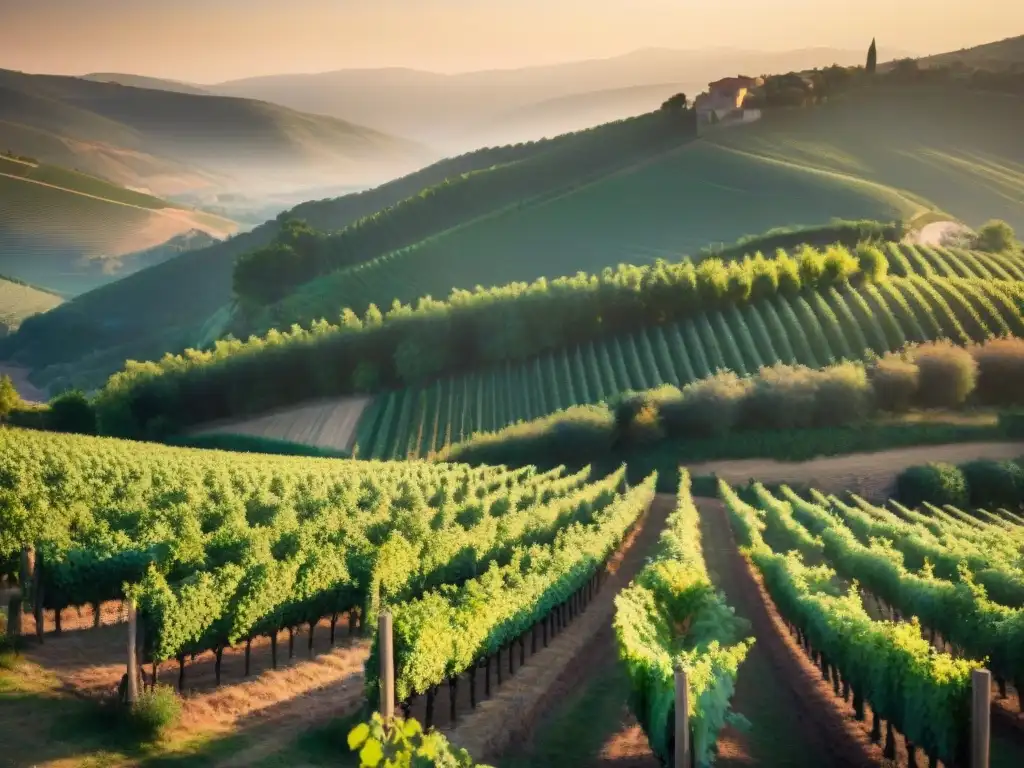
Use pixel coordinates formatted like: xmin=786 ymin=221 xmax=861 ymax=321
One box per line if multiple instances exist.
xmin=687 ymin=441 xmax=1024 ymax=501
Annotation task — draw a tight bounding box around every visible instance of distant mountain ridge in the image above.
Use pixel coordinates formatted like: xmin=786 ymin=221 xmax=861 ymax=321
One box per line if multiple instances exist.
xmin=81 ymin=72 xmax=211 ymax=95
xmin=917 ymin=34 xmax=1024 ymax=71
xmin=208 ymin=45 xmax=919 ymax=149
xmin=0 ymin=68 xmax=433 ymax=201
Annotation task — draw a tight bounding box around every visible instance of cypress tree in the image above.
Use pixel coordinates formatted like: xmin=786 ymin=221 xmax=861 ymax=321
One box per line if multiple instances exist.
xmin=867 ymin=38 xmax=878 ymax=74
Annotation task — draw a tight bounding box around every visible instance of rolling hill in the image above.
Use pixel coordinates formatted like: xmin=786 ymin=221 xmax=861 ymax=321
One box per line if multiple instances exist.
xmin=81 ymin=72 xmax=212 ymax=95
xmin=262 ymin=138 xmax=917 ymax=331
xmin=0 ymin=275 xmax=62 ymax=335
xmin=0 ymin=153 xmax=236 ymax=294
xmin=917 ymin=34 xmax=1024 ymax=71
xmin=0 ymin=152 xmax=235 ymax=291
xmin=7 ymin=78 xmax=1020 ymax=399
xmin=705 ymin=85 xmax=1024 ymax=232
xmin=0 ymin=68 xmax=433 ymax=201
xmin=210 ymin=46 xmax=915 ymax=150
xmin=0 ymin=139 xmax=580 ymax=395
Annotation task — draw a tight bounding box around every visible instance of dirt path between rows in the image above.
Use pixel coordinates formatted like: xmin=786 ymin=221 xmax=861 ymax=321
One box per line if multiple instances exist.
xmin=697 ymin=497 xmax=879 ymax=767
xmin=447 ymin=495 xmax=672 ymax=765
xmin=687 ymin=441 xmax=1024 ymax=502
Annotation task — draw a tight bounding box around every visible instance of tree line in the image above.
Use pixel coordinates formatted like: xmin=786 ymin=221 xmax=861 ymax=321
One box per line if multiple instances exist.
xmin=93 ymin=223 xmax=900 ymax=439
xmin=744 ymin=57 xmax=1024 ymax=110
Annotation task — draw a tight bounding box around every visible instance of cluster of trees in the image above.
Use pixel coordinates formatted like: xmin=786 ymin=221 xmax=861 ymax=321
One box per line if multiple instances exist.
xmin=1 ymin=376 xmax=96 ymax=435
xmin=93 ymin=229 xmax=899 ymax=439
xmin=233 ymin=109 xmax=698 ymax=310
xmin=446 ymin=337 xmax=1024 ymax=467
xmin=744 ymin=56 xmax=1024 ymax=111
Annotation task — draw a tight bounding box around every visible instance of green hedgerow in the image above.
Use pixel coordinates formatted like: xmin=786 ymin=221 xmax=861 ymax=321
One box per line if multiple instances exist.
xmin=895 ymin=462 xmax=969 ymax=509
xmin=911 ymin=341 xmax=978 ymax=408
xmin=869 ymin=353 xmax=919 ymax=412
xmin=959 ymin=460 xmax=1024 ymax=509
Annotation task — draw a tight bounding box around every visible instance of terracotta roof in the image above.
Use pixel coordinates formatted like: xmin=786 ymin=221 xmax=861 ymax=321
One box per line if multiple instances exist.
xmin=708 ymin=75 xmax=761 ymax=91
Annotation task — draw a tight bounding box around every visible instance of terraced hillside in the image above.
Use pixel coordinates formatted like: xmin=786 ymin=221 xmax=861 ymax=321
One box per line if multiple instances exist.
xmin=262 ymin=138 xmax=918 ymax=329
xmin=707 ymin=86 xmax=1024 ymax=232
xmin=0 ymin=131 xmax=649 ymax=396
xmin=0 ymin=154 xmax=236 ymax=294
xmin=0 ymin=275 xmax=62 ymax=334
xmin=353 ymin=243 xmax=1024 ymax=459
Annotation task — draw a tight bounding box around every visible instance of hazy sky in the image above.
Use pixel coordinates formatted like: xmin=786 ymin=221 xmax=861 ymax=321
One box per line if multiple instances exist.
xmin=2 ymin=0 xmax=1021 ymax=83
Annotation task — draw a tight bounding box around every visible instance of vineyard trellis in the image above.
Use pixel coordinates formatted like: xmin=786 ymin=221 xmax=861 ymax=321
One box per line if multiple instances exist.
xmin=358 ymin=241 xmax=1024 ymax=460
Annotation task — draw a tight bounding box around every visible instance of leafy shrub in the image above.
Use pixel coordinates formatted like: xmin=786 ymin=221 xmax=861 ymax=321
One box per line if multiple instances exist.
xmin=856 ymin=243 xmax=889 ymax=282
xmin=612 ymin=391 xmax=664 ymax=446
xmin=749 ymin=254 xmax=779 ymax=299
xmin=348 ymin=713 xmax=490 ymax=767
xmin=797 ymin=245 xmax=826 ymax=285
xmin=352 ymin=361 xmax=381 ymax=393
xmin=959 ymin=460 xmax=1024 ymax=508
xmin=1001 ymin=412 xmax=1024 ymax=439
xmin=445 ymin=404 xmax=613 ymax=466
xmin=126 ymin=685 xmax=181 ymax=742
xmin=821 ymin=244 xmax=860 ymax=284
xmin=46 ymin=390 xmax=97 ymax=434
xmin=971 ymin=337 xmax=1024 ymax=406
xmin=774 ymin=249 xmax=802 ymax=296
xmin=973 ymin=220 xmax=1017 ymax=253
xmin=869 ymin=353 xmax=919 ymax=412
xmin=911 ymin=341 xmax=977 ymax=408
xmin=812 ymin=361 xmax=874 ymax=426
xmin=740 ymin=364 xmax=819 ymax=430
xmin=738 ymin=362 xmax=872 ymax=431
xmin=660 ymin=371 xmax=752 ymax=438
xmin=895 ymin=462 xmax=969 ymax=508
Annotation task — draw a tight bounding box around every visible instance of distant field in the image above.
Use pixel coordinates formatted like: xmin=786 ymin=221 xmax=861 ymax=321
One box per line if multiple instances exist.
xmin=0 ymin=163 xmax=236 ymax=294
xmin=351 ymin=243 xmax=1024 ymax=460
xmin=274 ymin=141 xmax=913 ymax=320
xmin=707 ymin=86 xmax=1024 ymax=232
xmin=0 ymin=276 xmax=62 ymax=333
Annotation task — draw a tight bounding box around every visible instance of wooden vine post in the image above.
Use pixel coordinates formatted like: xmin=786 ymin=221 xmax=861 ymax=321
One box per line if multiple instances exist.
xmin=675 ymin=663 xmax=691 ymax=768
xmin=126 ymin=600 xmax=139 ymax=705
xmin=972 ymin=668 xmax=991 ymax=768
xmin=379 ymin=611 xmax=395 ymax=722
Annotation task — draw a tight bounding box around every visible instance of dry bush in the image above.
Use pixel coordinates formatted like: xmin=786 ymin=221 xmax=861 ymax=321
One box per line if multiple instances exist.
xmin=870 ymin=353 xmax=920 ymax=412
xmin=971 ymin=337 xmax=1024 ymax=406
xmin=911 ymin=341 xmax=978 ymax=408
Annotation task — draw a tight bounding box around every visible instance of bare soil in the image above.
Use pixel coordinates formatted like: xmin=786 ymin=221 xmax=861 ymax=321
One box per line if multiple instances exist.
xmin=192 ymin=395 xmax=371 ymax=453
xmin=687 ymin=441 xmax=1024 ymax=502
xmin=21 ymin=608 xmax=370 ymax=741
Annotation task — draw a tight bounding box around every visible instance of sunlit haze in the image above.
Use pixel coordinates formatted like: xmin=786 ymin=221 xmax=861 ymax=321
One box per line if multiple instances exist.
xmin=2 ymin=0 xmax=1021 ymax=82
